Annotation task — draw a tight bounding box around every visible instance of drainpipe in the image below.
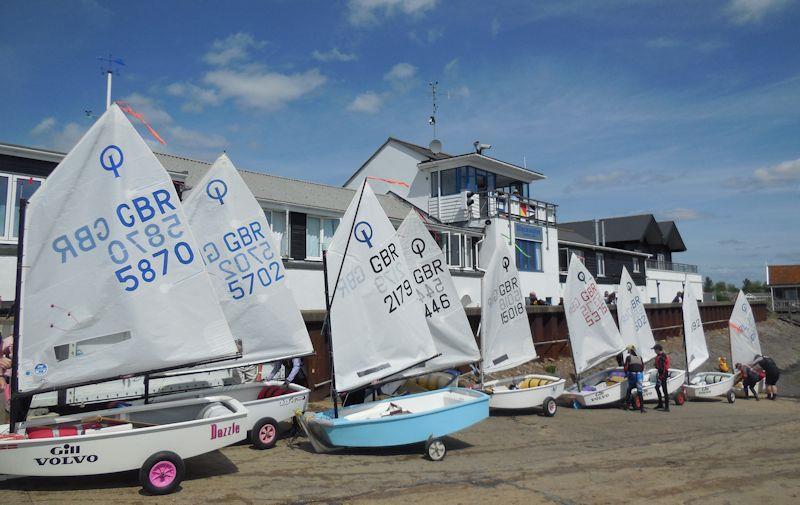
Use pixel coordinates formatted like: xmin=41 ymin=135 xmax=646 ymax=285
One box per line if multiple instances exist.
xmin=601 ymin=220 xmax=606 ymax=246
xmin=594 ymin=219 xmax=600 ymax=246
xmin=656 ymin=280 xmax=661 ymax=303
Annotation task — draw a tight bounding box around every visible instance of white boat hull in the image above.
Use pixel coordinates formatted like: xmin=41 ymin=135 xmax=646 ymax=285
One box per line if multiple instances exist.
xmin=146 ymin=381 xmax=309 ymax=435
xmin=561 ymin=368 xmax=628 ymax=408
xmin=0 ymin=396 xmax=246 ymax=477
xmin=641 ymin=368 xmax=687 ymax=402
xmin=685 ymin=372 xmax=736 ymax=400
xmin=484 ymin=374 xmax=566 ymax=411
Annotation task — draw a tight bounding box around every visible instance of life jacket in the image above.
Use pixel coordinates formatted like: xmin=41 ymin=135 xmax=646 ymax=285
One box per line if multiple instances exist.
xmin=655 ymin=353 xmax=670 ymax=378
xmin=626 ymin=354 xmax=644 ymax=373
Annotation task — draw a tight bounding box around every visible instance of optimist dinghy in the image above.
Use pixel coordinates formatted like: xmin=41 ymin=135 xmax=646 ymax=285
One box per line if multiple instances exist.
xmin=617 ymin=267 xmax=687 ymax=406
xmin=475 ymin=223 xmax=564 ymax=415
xmin=144 ymin=154 xmax=314 ymax=449
xmin=728 ymin=291 xmax=765 ymax=398
xmin=0 ymin=105 xmax=248 ymax=495
xmin=681 ymin=285 xmax=736 ymax=403
xmin=296 ymin=182 xmax=488 ymax=460
xmin=560 ymin=255 xmax=627 ymax=408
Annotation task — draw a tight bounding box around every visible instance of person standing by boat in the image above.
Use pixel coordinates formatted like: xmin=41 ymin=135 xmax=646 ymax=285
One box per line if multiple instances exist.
xmin=752 ymin=355 xmax=779 ymax=400
xmin=624 ymin=345 xmax=645 ymax=413
xmin=653 ymin=343 xmax=670 ymax=411
xmin=0 ymin=334 xmax=12 ymax=416
xmin=735 ymin=362 xmax=760 ymax=400
xmin=264 ymin=357 xmax=307 ymax=388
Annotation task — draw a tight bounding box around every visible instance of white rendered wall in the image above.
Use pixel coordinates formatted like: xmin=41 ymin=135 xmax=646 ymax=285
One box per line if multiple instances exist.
xmin=0 ymin=255 xmax=16 ymax=302
xmin=344 ymin=143 xmax=431 ymax=210
xmin=646 ymin=269 xmax=703 ymax=303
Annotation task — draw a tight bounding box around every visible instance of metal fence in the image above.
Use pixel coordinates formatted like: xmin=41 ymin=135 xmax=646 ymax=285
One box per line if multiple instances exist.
xmin=645 ymin=259 xmax=699 ymax=273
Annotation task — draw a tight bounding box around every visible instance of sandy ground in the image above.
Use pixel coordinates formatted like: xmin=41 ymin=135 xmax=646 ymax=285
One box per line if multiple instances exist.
xmin=1 ymin=321 xmax=799 ymax=504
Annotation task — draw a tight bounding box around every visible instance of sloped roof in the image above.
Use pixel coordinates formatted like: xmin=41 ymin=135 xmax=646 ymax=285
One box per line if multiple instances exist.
xmin=560 ymin=214 xmax=663 ymax=244
xmin=767 ymin=265 xmax=800 ymax=286
xmin=388 ymin=137 xmax=452 ymax=161
xmin=657 ymin=221 xmax=687 ymax=252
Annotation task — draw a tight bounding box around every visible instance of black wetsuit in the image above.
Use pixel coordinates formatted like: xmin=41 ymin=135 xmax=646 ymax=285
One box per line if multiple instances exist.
xmin=755 ymin=356 xmax=780 ymax=386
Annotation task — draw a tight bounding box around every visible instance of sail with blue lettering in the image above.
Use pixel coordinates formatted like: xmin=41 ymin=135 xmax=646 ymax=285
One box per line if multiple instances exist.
xmin=564 ymin=254 xmax=625 ymax=375
xmin=16 ymin=104 xmax=237 ymax=394
xmin=181 ymin=154 xmax=313 ymax=368
xmin=391 ymin=211 xmax=480 ymax=377
xmin=325 ymin=182 xmax=438 ymax=392
xmin=481 ymin=237 xmax=537 ymax=374
xmin=682 ymin=283 xmax=709 ymax=373
xmin=730 ymin=290 xmax=760 ymax=366
xmin=617 ymin=266 xmax=656 ymax=363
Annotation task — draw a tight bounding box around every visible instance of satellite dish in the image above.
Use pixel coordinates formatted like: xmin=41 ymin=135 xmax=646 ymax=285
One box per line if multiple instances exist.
xmin=429 ymin=139 xmax=442 ymax=154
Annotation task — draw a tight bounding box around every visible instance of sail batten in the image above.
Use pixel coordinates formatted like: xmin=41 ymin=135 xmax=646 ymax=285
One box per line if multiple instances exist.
xmin=181 ymin=154 xmax=313 ymax=369
xmin=325 ymin=183 xmax=438 ymax=392
xmin=16 ymin=105 xmax=237 ymax=394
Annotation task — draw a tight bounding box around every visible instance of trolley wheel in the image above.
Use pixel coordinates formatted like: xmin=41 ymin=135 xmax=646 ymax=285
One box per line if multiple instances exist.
xmin=632 ymin=393 xmax=642 ymax=411
xmin=543 ymin=396 xmax=557 ymax=417
xmin=425 ymin=437 xmax=447 ymax=461
xmin=140 ymin=451 xmax=185 ymax=495
xmin=251 ymin=417 xmax=280 ymax=450
xmin=674 ymin=391 xmax=686 ymax=406
xmin=727 ymin=390 xmax=736 ymax=404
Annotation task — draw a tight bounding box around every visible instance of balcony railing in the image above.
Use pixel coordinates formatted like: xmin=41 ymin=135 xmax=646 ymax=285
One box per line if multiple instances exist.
xmin=645 ymin=259 xmax=698 ymax=273
xmin=475 ymin=190 xmax=557 ymax=225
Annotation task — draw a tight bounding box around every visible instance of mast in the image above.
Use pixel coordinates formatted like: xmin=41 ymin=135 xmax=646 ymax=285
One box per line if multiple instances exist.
xmin=479 ymin=275 xmax=485 ymax=389
xmin=9 ymin=199 xmax=28 ymax=433
xmin=322 ymin=250 xmax=337 ymax=418
xmin=682 ymin=313 xmax=689 ymax=385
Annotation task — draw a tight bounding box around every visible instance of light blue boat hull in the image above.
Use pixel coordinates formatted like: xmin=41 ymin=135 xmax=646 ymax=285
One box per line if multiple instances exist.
xmin=300 ymin=387 xmax=489 ymax=449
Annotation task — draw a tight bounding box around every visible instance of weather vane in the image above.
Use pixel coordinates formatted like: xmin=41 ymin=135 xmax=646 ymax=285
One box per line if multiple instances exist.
xmin=98 ymin=54 xmax=125 ymax=111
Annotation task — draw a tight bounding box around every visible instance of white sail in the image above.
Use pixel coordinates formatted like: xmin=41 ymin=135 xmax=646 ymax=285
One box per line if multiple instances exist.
xmin=617 ymin=266 xmax=656 ymax=363
xmin=564 ymin=254 xmax=624 ymax=375
xmin=16 ymin=105 xmax=237 ymax=394
xmin=682 ymin=283 xmax=709 ymax=373
xmin=388 ymin=211 xmax=480 ymax=376
xmin=481 ymin=237 xmax=536 ymax=374
xmin=326 ymin=182 xmax=438 ymax=392
xmin=729 ymin=290 xmax=761 ymax=366
xmin=181 ymin=154 xmax=313 ymax=368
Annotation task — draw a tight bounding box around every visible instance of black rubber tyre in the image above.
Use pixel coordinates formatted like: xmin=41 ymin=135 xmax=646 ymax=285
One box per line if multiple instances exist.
xmin=425 ymin=437 xmax=447 ymax=461
xmin=543 ymin=396 xmax=557 ymax=417
xmin=251 ymin=417 xmax=280 ymax=450
xmin=727 ymin=390 xmax=736 ymax=404
xmin=140 ymin=451 xmax=185 ymax=496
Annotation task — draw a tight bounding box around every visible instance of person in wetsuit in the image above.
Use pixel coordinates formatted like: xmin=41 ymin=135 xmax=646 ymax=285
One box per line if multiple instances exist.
xmin=653 ymin=343 xmax=670 ymax=412
xmin=624 ymin=346 xmax=645 ymax=413
xmin=736 ymin=362 xmax=760 ymax=400
xmin=752 ymin=355 xmax=779 ymax=400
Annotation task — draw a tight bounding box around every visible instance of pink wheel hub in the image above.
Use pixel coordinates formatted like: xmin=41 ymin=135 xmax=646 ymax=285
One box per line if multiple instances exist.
xmin=149 ymin=461 xmax=177 ymax=488
xmin=259 ymin=424 xmax=277 ymax=444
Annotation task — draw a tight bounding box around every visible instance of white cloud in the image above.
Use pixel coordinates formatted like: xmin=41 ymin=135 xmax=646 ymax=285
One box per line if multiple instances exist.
xmin=726 ymin=0 xmax=791 ymax=25
xmin=165 ymin=125 xmax=227 ymax=150
xmin=203 ymin=32 xmax=266 ymax=66
xmin=444 ymin=58 xmax=459 ymax=75
xmin=448 ymin=84 xmax=470 ymax=99
xmin=347 ymin=91 xmax=384 ymax=114
xmin=347 ymin=0 xmax=438 ymax=26
xmin=384 ymin=62 xmax=417 ymax=81
xmin=312 ymin=47 xmax=357 ymax=62
xmin=752 ymin=158 xmax=800 ymax=186
xmin=491 ymin=17 xmax=501 ymax=36
xmin=659 ymin=208 xmax=713 ymax=221
xmin=165 ymin=82 xmax=221 ymax=112
xmin=31 ymin=117 xmax=56 ymax=136
xmin=409 ymin=27 xmax=443 ymax=44
xmin=51 ymin=123 xmax=85 ymax=151
xmin=203 ymin=68 xmax=326 ymax=111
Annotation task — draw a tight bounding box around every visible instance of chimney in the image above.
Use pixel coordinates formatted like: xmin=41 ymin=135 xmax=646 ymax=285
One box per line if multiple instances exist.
xmin=601 ymin=220 xmax=606 ymax=246
xmin=594 ymin=220 xmax=600 ymax=246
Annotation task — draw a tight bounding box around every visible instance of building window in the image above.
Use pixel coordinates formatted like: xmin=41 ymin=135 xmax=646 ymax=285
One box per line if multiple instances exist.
xmin=305 ymin=216 xmax=339 ymax=260
xmin=440 ymin=168 xmax=459 ymax=196
xmin=463 ymin=235 xmax=474 ymax=269
xmin=597 ymin=252 xmax=605 ymax=277
xmin=430 ymin=172 xmax=439 ymax=197
xmin=264 ymin=210 xmax=289 ymax=257
xmin=516 ymin=239 xmax=542 ymax=272
xmin=449 ymin=233 xmax=462 ymax=267
xmin=0 ymin=174 xmax=44 ymax=242
xmin=632 ymin=257 xmax=641 ymax=273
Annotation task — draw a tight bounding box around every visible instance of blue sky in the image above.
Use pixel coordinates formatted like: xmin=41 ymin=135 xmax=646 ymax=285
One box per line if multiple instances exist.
xmin=1 ymin=0 xmax=799 ymax=283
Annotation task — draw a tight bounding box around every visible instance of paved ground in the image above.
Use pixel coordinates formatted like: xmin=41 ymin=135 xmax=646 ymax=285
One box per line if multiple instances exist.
xmin=2 ymin=393 xmax=798 ymax=504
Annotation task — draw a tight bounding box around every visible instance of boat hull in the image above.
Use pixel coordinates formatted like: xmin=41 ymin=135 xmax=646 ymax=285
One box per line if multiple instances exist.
xmin=0 ymin=396 xmax=247 ymax=477
xmin=561 ymin=368 xmax=627 ymax=407
xmin=685 ymin=372 xmax=736 ymax=399
xmin=145 ymin=381 xmax=309 ymax=433
xmin=641 ymin=368 xmax=686 ymax=402
xmin=484 ymin=374 xmax=566 ymax=410
xmin=298 ymin=387 xmax=488 ymax=450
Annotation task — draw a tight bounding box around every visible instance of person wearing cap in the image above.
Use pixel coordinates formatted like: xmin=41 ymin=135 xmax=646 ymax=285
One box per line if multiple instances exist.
xmin=624 ymin=345 xmax=645 ymax=413
xmin=653 ymin=343 xmax=670 ymax=411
